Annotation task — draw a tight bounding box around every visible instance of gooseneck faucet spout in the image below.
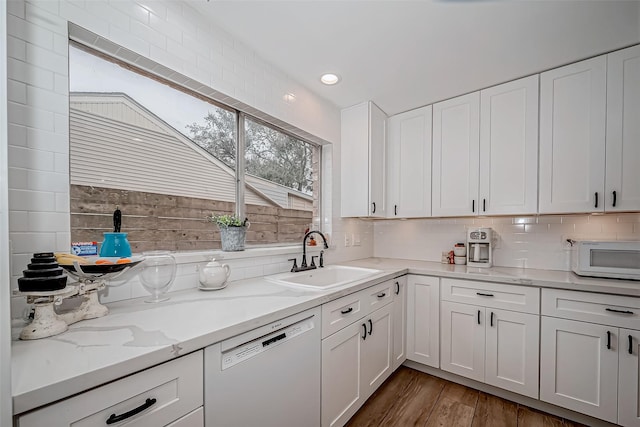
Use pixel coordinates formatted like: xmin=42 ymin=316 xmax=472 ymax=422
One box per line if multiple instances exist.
xmin=300 ymin=230 xmax=329 ymax=269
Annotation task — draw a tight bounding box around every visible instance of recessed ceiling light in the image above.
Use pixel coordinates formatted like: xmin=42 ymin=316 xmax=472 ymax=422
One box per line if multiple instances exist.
xmin=320 ymin=73 xmax=340 ymax=85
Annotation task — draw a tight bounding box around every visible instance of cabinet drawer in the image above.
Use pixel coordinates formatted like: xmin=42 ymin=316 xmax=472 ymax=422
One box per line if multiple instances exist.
xmin=542 ymin=288 xmax=640 ymax=329
xmin=18 ymin=351 xmax=203 ymax=427
xmin=441 ymin=278 xmax=539 ymax=314
xmin=322 ymin=289 xmax=367 ymax=338
xmin=366 ymin=280 xmax=394 ymax=312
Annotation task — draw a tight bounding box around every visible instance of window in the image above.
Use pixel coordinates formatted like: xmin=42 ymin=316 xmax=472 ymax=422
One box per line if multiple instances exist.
xmin=68 ymin=44 xmax=319 ymax=252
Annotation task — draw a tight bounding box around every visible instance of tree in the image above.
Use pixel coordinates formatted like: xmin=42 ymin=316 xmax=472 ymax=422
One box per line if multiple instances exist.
xmin=186 ymin=110 xmax=314 ymax=194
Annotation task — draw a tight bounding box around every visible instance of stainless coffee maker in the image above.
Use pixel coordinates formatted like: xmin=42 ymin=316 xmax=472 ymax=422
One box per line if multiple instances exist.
xmin=467 ymin=228 xmax=493 ymax=268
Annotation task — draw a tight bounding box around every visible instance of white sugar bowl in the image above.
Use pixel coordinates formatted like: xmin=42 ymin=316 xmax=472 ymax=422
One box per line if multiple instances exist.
xmin=198 ymin=258 xmax=231 ymax=290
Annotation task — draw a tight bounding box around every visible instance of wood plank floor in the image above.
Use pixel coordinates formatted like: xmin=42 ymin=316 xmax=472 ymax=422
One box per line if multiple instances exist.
xmin=346 ymin=367 xmax=588 ymax=427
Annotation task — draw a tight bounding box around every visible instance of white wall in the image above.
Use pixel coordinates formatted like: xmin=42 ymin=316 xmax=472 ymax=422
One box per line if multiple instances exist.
xmin=5 ymin=0 xmax=373 ymax=321
xmin=1 ymin=2 xmax=13 ymax=425
xmin=374 ymin=213 xmax=640 ymax=271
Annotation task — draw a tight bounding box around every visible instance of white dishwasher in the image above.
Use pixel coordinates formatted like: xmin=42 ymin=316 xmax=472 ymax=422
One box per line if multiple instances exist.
xmin=204 ymin=307 xmax=321 ymax=427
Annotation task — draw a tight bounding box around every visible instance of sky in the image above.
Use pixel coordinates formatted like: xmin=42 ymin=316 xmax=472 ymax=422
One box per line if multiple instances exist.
xmin=69 ymin=45 xmax=224 ymax=138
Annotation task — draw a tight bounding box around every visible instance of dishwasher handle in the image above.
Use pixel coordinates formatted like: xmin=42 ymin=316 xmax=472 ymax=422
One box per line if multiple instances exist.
xmin=262 ymin=332 xmax=286 ymax=347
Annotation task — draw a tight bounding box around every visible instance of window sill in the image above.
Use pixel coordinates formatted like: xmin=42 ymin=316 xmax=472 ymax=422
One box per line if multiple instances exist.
xmin=155 ymin=245 xmax=325 ymax=265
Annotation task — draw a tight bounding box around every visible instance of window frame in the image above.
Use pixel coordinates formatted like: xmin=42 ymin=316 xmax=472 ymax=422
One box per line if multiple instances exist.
xmin=69 ymin=40 xmax=322 ymax=249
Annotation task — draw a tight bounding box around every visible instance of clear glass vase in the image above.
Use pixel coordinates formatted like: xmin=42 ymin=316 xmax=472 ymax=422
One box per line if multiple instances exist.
xmin=139 ymin=251 xmax=176 ymax=303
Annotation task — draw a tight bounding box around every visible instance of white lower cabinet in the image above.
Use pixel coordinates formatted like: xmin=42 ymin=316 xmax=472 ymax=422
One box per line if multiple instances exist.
xmin=439 ymin=279 xmax=539 ymax=399
xmin=540 ymin=316 xmax=618 ymax=422
xmin=619 ymin=328 xmax=640 ymax=427
xmin=321 ymin=284 xmax=394 ymax=427
xmin=541 ymin=288 xmax=640 ymax=426
xmin=392 ymin=276 xmax=407 ymax=370
xmin=406 ymin=275 xmax=440 ymax=368
xmin=17 ymin=351 xmax=204 ymax=427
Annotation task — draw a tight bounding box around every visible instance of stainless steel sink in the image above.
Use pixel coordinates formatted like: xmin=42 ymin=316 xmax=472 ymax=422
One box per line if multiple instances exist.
xmin=265 ymin=265 xmax=384 ymax=290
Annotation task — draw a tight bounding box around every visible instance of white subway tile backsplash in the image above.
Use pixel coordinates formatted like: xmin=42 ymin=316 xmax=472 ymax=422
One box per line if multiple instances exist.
xmin=86 ymin=1 xmax=131 ymax=31
xmin=148 ymin=10 xmax=182 ymax=43
xmin=9 ymin=189 xmax=55 ymax=211
xmin=59 ymin=1 xmax=109 ymax=37
xmin=9 ymin=232 xmax=57 ymax=253
xmin=53 ymin=112 xmax=69 ymax=134
xmin=26 ymin=43 xmax=68 ymax=75
xmin=25 ymin=2 xmax=66 ymax=34
xmin=8 ymin=124 xmax=27 ymax=148
xmin=8 ymin=167 xmax=28 ymax=190
xmin=129 ymin=19 xmax=167 ymax=50
xmin=8 ymin=80 xmax=27 ymax=104
xmin=8 ymin=59 xmax=54 ymax=91
xmin=107 ymin=25 xmax=151 ymax=58
xmin=111 ymin=1 xmax=150 ymax=26
xmin=8 ymin=102 xmax=55 ymax=131
xmin=27 ymin=127 xmax=68 ymax=152
xmin=8 ymin=35 xmax=27 ymax=61
xmin=7 ymin=14 xmax=53 ymax=49
xmin=8 ymin=0 xmax=26 ymax=18
xmin=8 ymin=146 xmax=54 ymax=172
xmin=26 ymin=85 xmax=69 ymax=115
xmin=27 ymin=170 xmax=69 ymax=192
xmin=27 ymin=212 xmax=69 ymax=232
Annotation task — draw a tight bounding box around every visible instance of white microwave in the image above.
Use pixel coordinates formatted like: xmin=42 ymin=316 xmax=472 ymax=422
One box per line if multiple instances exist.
xmin=571 ymin=240 xmax=640 ymax=280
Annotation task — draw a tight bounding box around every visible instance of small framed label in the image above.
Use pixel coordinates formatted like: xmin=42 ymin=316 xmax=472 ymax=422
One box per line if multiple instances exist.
xmin=71 ymin=241 xmax=98 ymax=256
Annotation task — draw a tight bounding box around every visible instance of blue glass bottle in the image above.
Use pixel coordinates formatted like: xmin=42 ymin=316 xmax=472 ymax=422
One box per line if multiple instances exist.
xmin=99 ymin=232 xmax=132 ymax=257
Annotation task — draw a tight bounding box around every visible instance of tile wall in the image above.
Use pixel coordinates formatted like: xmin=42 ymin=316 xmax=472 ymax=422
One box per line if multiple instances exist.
xmin=374 ymin=213 xmax=640 ymax=271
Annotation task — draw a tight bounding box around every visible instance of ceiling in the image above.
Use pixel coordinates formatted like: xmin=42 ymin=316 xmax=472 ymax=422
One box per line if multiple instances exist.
xmin=191 ymin=1 xmax=640 ymax=117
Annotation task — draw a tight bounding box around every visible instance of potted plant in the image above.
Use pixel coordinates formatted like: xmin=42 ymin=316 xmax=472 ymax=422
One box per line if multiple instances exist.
xmin=206 ymin=213 xmax=249 ymax=251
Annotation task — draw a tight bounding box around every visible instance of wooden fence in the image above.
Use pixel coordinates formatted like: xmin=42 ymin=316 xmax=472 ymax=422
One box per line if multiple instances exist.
xmin=70 ymin=185 xmax=313 ymax=252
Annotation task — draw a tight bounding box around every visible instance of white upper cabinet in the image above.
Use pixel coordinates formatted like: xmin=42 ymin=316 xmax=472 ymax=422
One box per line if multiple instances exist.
xmin=606 ymin=45 xmax=640 ymax=212
xmin=479 ymin=75 xmax=539 ymax=215
xmin=386 ymin=105 xmax=432 ymax=218
xmin=539 ymin=56 xmax=607 ymax=214
xmin=341 ymin=101 xmax=387 ymax=217
xmin=432 ymin=92 xmax=480 ymax=217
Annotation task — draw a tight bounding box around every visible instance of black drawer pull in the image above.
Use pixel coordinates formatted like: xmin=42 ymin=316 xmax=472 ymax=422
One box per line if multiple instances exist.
xmin=472 ymin=199 xmax=475 ymax=213
xmin=477 ymin=310 xmax=481 ymax=325
xmin=613 ymin=190 xmax=617 ymax=207
xmin=394 ymin=205 xmax=398 ymax=216
xmin=361 ymin=323 xmax=367 ymax=340
xmin=595 ymin=192 xmax=598 ymax=208
xmin=606 ymin=308 xmax=634 ymax=315
xmin=106 ymin=398 xmax=157 ymax=424
xmin=629 ymin=335 xmax=634 ymax=355
xmin=368 ymin=319 xmax=373 ymax=335
xmin=372 ymin=202 xmax=376 ymax=214
xmin=340 ymin=307 xmax=353 ymax=315
xmin=483 ymin=199 xmax=486 ymax=212
xmin=377 ymin=292 xmax=386 ymax=298
xmin=476 ymin=292 xmax=494 ymax=297
xmin=606 ymin=331 xmax=611 ymax=350
xmin=395 ymin=281 xmax=400 ymax=295
xmin=490 ymin=311 xmax=494 ymax=327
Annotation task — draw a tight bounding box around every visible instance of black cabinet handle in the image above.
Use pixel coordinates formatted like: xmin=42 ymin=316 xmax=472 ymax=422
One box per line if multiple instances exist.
xmin=477 ymin=310 xmax=481 ymax=325
xmin=613 ymin=190 xmax=617 ymax=207
xmin=394 ymin=205 xmax=398 ymax=216
xmin=629 ymin=335 xmax=634 ymax=355
xmin=395 ymin=281 xmax=400 ymax=295
xmin=367 ymin=319 xmax=373 ymax=335
xmin=372 ymin=202 xmax=376 ymax=214
xmin=340 ymin=307 xmax=353 ymax=315
xmin=606 ymin=308 xmax=634 ymax=315
xmin=483 ymin=199 xmax=486 ymax=212
xmin=490 ymin=311 xmax=494 ymax=327
xmin=106 ymin=398 xmax=157 ymax=425
xmin=476 ymin=292 xmax=494 ymax=297
xmin=472 ymin=199 xmax=475 ymax=213
xmin=606 ymin=330 xmax=611 ymax=350
xmin=595 ymin=192 xmax=598 ymax=208
xmin=377 ymin=292 xmax=386 ymax=298
xmin=361 ymin=323 xmax=367 ymax=340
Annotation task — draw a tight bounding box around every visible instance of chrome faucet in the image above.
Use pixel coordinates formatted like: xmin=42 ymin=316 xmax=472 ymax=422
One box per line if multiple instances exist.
xmin=289 ymin=230 xmax=329 ymax=272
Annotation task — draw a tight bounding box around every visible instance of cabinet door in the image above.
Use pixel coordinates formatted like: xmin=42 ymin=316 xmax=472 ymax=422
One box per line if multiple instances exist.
xmin=361 ymin=304 xmax=393 ymax=400
xmin=369 ymin=102 xmax=386 ymax=217
xmin=392 ymin=276 xmax=407 ymax=370
xmin=340 ymin=101 xmax=386 ymax=218
xmin=167 ymin=407 xmax=203 ymax=427
xmin=485 ymin=309 xmax=539 ymax=399
xmin=540 ymin=317 xmax=618 ymax=423
xmin=406 ymin=275 xmax=440 ymax=368
xmin=539 ymin=55 xmax=607 ymax=214
xmin=440 ymin=301 xmax=485 ymax=382
xmin=432 ymin=92 xmax=480 ymax=217
xmin=479 ymin=75 xmax=539 ymax=215
xmin=321 ymin=320 xmax=365 ymax=427
xmin=606 ymin=45 xmax=640 ymax=212
xmin=619 ymin=328 xmax=640 ymax=427
xmin=387 ymin=106 xmax=432 ymax=218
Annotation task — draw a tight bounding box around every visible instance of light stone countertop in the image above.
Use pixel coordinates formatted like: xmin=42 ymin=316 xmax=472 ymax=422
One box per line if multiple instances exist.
xmin=11 ymin=257 xmax=640 ymax=415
